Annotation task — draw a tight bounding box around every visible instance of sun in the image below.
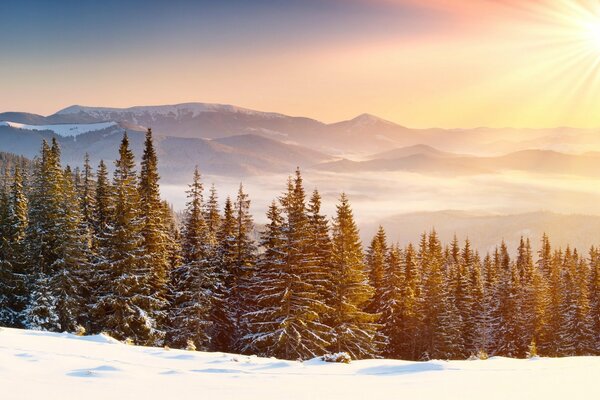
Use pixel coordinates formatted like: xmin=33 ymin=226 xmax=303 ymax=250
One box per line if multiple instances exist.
xmin=582 ymin=19 xmax=600 ymax=53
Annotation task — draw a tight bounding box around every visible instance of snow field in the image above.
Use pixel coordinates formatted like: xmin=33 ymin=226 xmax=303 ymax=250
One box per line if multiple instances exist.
xmin=1 ymin=327 xmax=599 ymax=400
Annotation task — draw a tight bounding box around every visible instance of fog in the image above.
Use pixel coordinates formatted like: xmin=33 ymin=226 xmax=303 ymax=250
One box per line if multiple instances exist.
xmin=161 ymin=169 xmax=600 ymax=251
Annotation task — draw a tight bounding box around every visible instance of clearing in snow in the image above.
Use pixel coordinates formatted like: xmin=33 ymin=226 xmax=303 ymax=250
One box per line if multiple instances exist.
xmin=1 ymin=327 xmax=598 ymax=400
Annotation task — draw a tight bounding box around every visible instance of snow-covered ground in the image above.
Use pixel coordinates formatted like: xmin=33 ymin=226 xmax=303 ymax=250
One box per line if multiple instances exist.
xmin=1 ymin=327 xmax=598 ymax=400
xmin=0 ymin=121 xmax=118 ymax=137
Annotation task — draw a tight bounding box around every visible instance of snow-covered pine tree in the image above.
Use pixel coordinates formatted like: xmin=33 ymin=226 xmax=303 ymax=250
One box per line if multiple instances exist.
xmin=517 ymin=237 xmax=547 ymax=355
xmin=168 ymin=167 xmax=216 ymax=350
xmin=211 ymin=196 xmax=236 ymax=352
xmin=80 ymin=153 xmax=96 ymax=230
xmin=378 ymin=243 xmax=404 ymax=358
xmin=365 ymin=226 xmax=388 ymax=316
xmin=419 ymin=231 xmax=462 ymax=359
xmin=558 ymin=249 xmax=594 ymax=355
xmin=24 ymin=139 xmax=65 ymax=331
xmin=204 ymin=183 xmax=221 ymax=247
xmin=0 ymin=166 xmax=28 ymax=327
xmin=241 ymin=172 xmax=331 ymax=360
xmin=492 ymin=242 xmax=523 ymax=357
xmin=589 ymin=247 xmax=600 ymax=354
xmin=95 ymin=133 xmax=158 ymax=344
xmin=138 ymin=129 xmax=170 ymax=344
xmin=328 ymin=193 xmax=380 ymax=359
xmin=50 ymin=165 xmax=92 ymax=332
xmin=539 ymin=249 xmax=564 ymax=356
xmin=467 ymin=251 xmax=487 ymax=356
xmin=306 ymin=189 xmax=334 ymax=324
xmin=229 ymin=184 xmax=257 ymax=351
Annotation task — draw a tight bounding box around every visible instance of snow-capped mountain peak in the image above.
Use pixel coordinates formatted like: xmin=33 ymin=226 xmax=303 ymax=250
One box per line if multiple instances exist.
xmin=55 ymin=103 xmax=287 ymax=121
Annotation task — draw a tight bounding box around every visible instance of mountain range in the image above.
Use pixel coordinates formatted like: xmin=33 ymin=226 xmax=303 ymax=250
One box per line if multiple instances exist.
xmin=2 ymin=102 xmax=600 ymax=182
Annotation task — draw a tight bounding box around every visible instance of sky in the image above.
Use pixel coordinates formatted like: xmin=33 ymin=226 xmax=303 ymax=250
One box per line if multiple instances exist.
xmin=2 ymin=0 xmax=600 ymax=128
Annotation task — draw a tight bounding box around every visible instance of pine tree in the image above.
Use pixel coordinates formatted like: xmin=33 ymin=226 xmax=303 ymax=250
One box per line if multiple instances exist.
xmin=589 ymin=247 xmax=600 ymax=353
xmin=306 ymin=189 xmax=334 ymax=323
xmin=95 ymin=133 xmax=159 ymax=344
xmin=51 ymin=166 xmax=92 ymax=332
xmin=25 ymin=139 xmax=65 ymax=331
xmin=366 ymin=226 xmax=388 ymax=316
xmin=80 ymin=153 xmax=96 ymax=229
xmin=211 ymin=196 xmax=237 ymax=351
xmin=379 ymin=244 xmax=404 ymax=358
xmin=241 ymin=173 xmax=331 ymax=360
xmin=0 ymin=166 xmax=29 ymax=327
xmin=168 ymin=168 xmax=216 ymax=350
xmin=204 ymin=183 xmax=221 ymax=247
xmin=138 ymin=129 xmax=170 ymax=344
xmin=329 ymin=193 xmax=379 ymax=359
xmin=420 ymin=231 xmax=462 ymax=359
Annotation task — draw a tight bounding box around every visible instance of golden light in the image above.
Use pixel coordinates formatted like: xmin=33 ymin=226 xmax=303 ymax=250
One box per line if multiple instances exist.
xmin=582 ymin=19 xmax=600 ymax=53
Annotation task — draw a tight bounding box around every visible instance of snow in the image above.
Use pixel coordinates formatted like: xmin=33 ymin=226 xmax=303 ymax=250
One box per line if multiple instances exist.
xmin=0 ymin=121 xmax=118 ymax=137
xmin=55 ymin=103 xmax=286 ymax=120
xmin=2 ymin=327 xmax=600 ymax=400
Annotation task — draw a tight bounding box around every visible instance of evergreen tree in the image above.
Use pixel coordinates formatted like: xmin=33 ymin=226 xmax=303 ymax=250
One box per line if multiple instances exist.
xmin=168 ymin=168 xmax=216 ymax=350
xmin=25 ymin=139 xmax=65 ymax=331
xmin=230 ymin=184 xmax=257 ymax=350
xmin=0 ymin=166 xmax=29 ymax=327
xmin=241 ymin=173 xmax=331 ymax=360
xmin=138 ymin=129 xmax=170 ymax=343
xmin=306 ymin=189 xmax=334 ymax=323
xmin=329 ymin=194 xmax=379 ymax=359
xmin=378 ymin=244 xmax=404 ymax=358
xmin=211 ymin=196 xmax=236 ymax=351
xmin=95 ymin=133 xmax=159 ymax=344
xmin=366 ymin=226 xmax=388 ymax=315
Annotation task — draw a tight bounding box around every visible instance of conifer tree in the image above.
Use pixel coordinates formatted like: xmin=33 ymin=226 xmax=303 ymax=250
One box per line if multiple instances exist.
xmin=95 ymin=133 xmax=159 ymax=344
xmin=379 ymin=244 xmax=404 ymax=358
xmin=168 ymin=167 xmax=216 ymax=350
xmin=0 ymin=166 xmax=28 ymax=327
xmin=306 ymin=189 xmax=334 ymax=322
xmin=25 ymin=139 xmax=65 ymax=331
xmin=230 ymin=184 xmax=257 ymax=350
xmin=328 ymin=194 xmax=379 ymax=359
xmin=138 ymin=129 xmax=170 ymax=343
xmin=366 ymin=226 xmax=388 ymax=315
xmin=211 ymin=196 xmax=237 ymax=351
xmin=241 ymin=173 xmax=331 ymax=359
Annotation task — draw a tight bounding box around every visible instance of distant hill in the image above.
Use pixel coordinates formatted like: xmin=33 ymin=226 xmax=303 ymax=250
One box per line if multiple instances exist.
xmin=0 ymin=122 xmax=331 ymax=182
xmin=317 ymin=146 xmax=600 ymax=177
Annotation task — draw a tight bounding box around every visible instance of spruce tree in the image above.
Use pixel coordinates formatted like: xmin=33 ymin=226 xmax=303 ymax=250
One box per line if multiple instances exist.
xmin=0 ymin=166 xmax=29 ymax=327
xmin=366 ymin=226 xmax=388 ymax=316
xmin=168 ymin=167 xmax=216 ymax=350
xmin=241 ymin=173 xmax=331 ymax=360
xmin=211 ymin=196 xmax=237 ymax=351
xmin=138 ymin=129 xmax=170 ymax=343
xmin=95 ymin=133 xmax=158 ymax=344
xmin=328 ymin=193 xmax=379 ymax=359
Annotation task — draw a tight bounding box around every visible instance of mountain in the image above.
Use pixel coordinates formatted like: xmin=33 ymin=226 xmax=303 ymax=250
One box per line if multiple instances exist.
xmin=5 ymin=102 xmax=600 ymax=156
xmin=0 ymin=121 xmax=331 ymax=181
xmin=368 ymin=144 xmax=462 ymax=160
xmin=316 ymin=146 xmax=600 ymax=177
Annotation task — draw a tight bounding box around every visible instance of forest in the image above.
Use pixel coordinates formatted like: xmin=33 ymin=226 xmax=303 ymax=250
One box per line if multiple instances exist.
xmin=1 ymin=129 xmax=599 ymax=361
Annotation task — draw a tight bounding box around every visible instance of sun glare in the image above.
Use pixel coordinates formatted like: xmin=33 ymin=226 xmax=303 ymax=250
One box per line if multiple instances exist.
xmin=583 ymin=20 xmax=600 ymax=52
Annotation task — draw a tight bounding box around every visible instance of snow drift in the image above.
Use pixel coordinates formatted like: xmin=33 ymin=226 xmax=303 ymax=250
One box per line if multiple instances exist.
xmin=1 ymin=327 xmax=599 ymax=400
